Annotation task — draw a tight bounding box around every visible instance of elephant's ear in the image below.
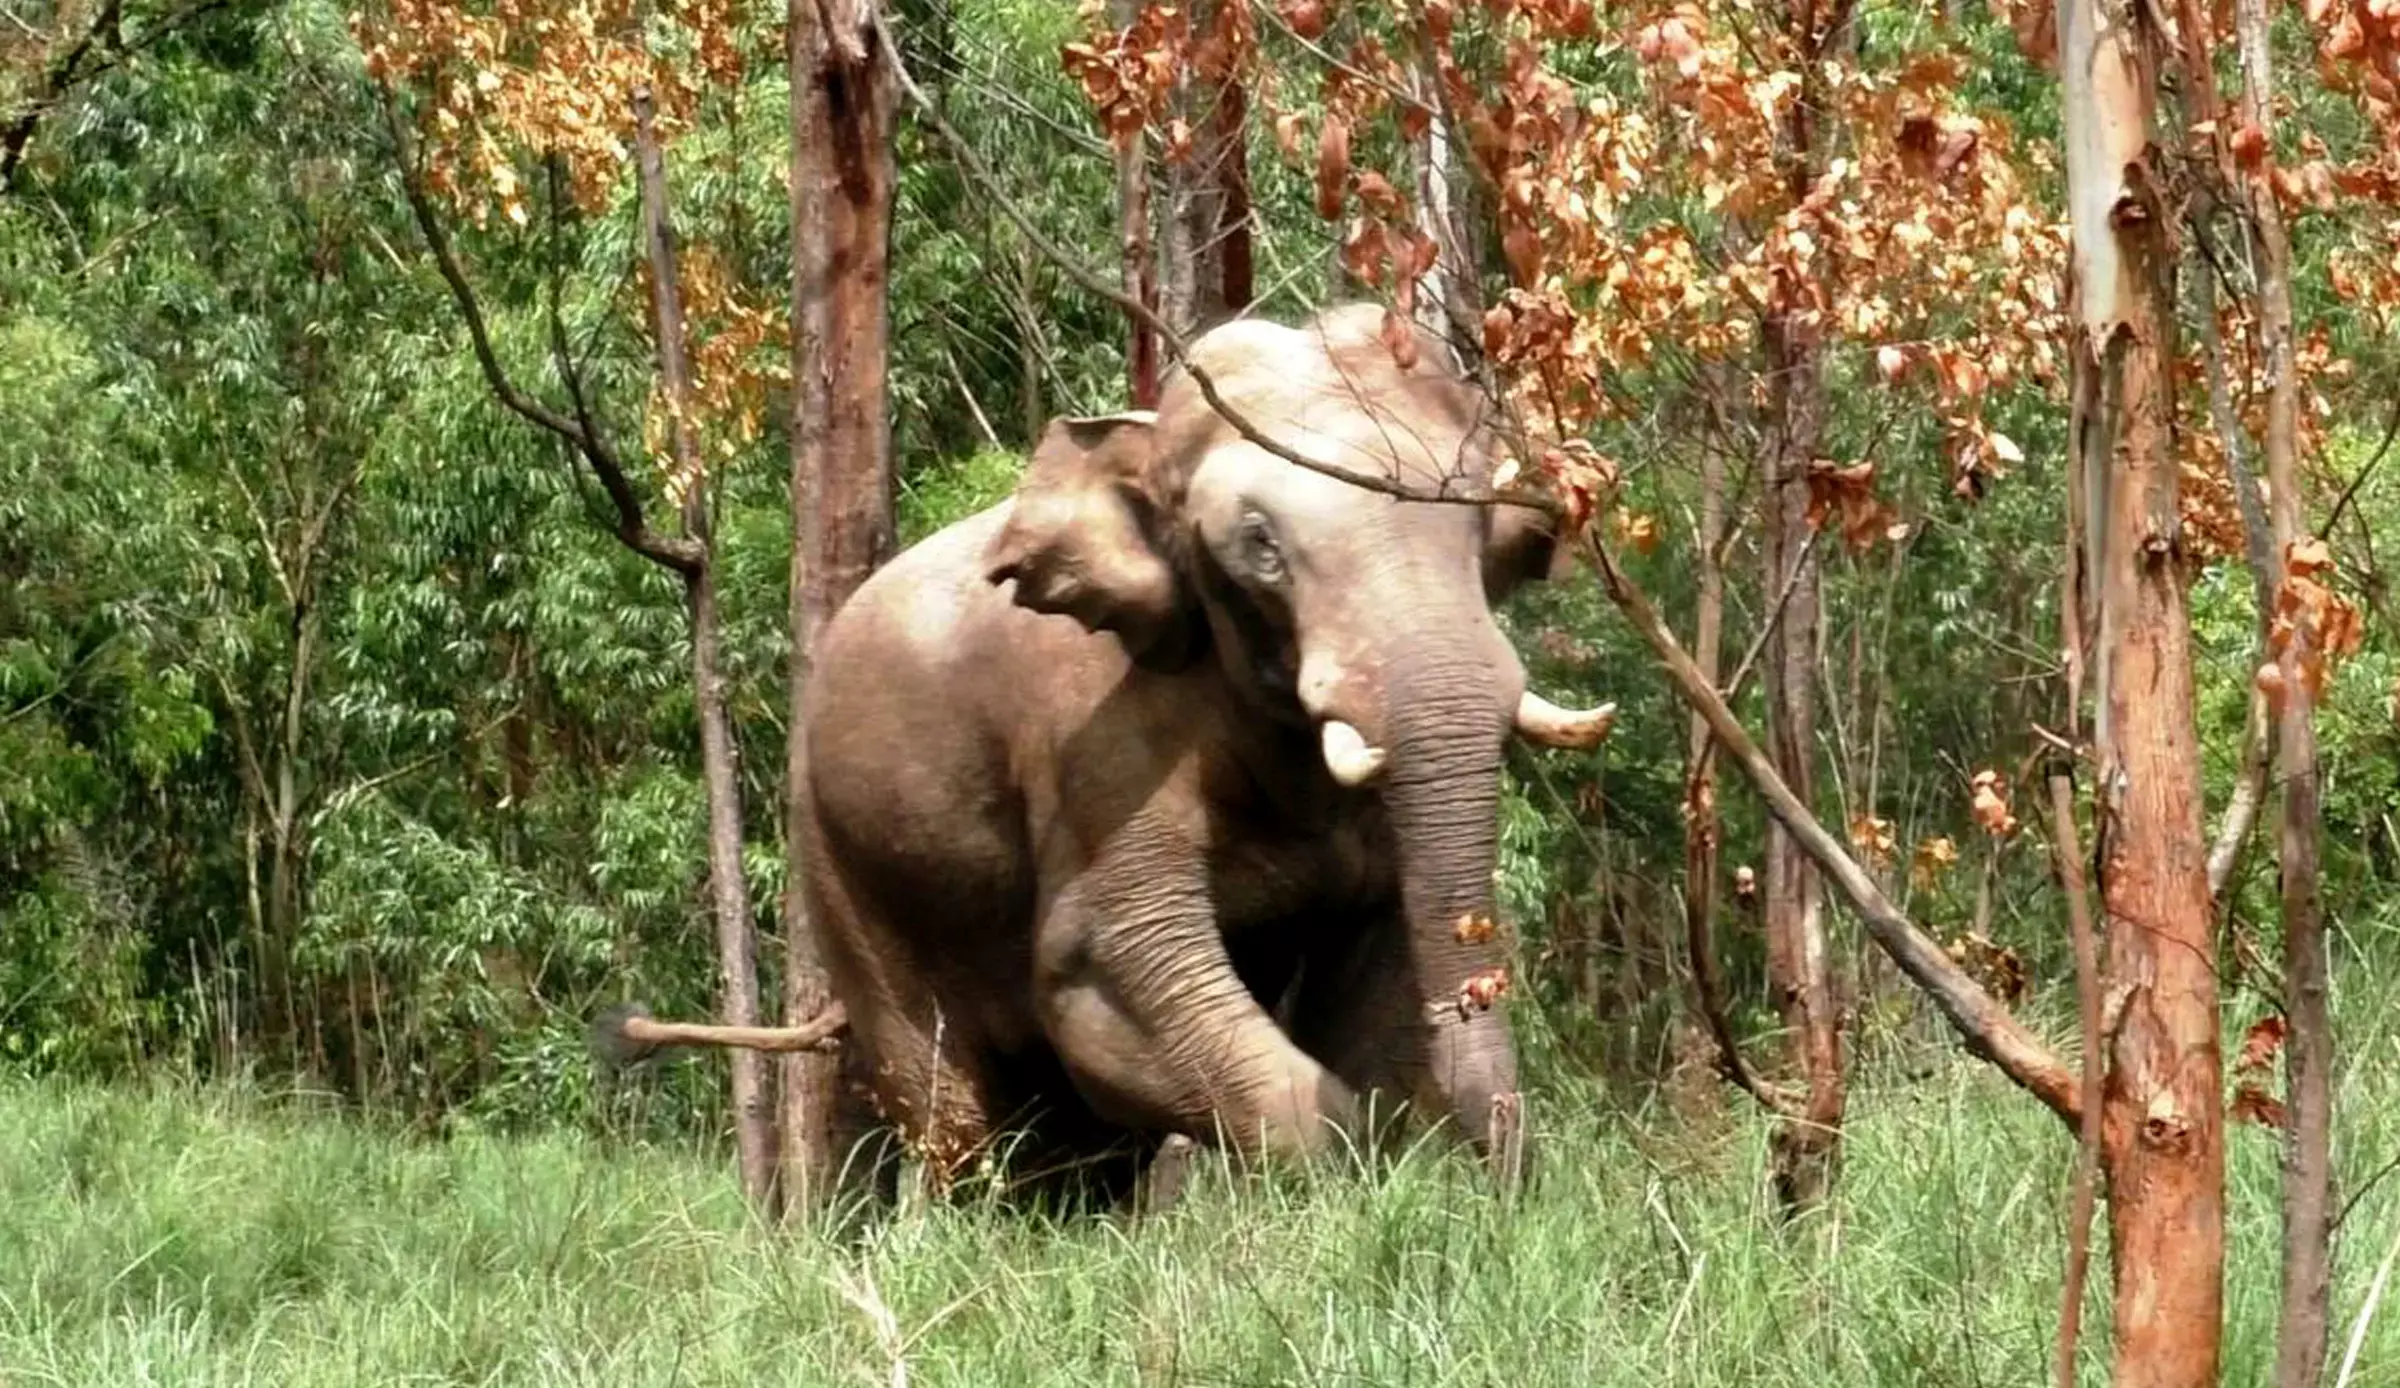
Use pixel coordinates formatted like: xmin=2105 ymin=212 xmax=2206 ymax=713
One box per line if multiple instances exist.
xmin=1483 ymin=501 xmax=1578 ymax=603
xmin=984 ymin=412 xmax=1190 ymax=657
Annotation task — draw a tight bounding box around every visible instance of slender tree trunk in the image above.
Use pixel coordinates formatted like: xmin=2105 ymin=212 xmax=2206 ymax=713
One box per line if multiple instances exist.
xmin=1108 ymin=0 xmax=1159 ymax=407
xmin=785 ymin=0 xmax=897 ymax=1217
xmin=1682 ymin=432 xmax=1753 ymax=1097
xmin=2060 ymin=0 xmax=2225 ymax=1373
xmin=1760 ymin=320 xmax=1843 ymax=1213
xmin=1751 ymin=0 xmax=1852 ymax=1216
xmin=634 ymin=86 xmax=775 ymax=1210
xmin=1408 ymin=51 xmax=1482 ymax=369
xmin=2236 ymin=0 xmax=2333 ymax=1374
xmin=1162 ymin=0 xmax=1252 ymax=335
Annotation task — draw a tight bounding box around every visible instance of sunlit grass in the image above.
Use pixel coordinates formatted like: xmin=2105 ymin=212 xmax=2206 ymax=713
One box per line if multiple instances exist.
xmin=5 ymin=1026 xmax=2396 ymax=1387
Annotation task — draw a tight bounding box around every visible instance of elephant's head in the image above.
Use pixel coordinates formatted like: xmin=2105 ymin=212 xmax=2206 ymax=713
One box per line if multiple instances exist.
xmin=982 ymin=304 xmax=1608 ymax=1168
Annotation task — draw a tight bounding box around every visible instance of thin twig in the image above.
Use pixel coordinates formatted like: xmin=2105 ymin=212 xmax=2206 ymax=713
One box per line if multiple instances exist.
xmin=874 ymin=5 xmax=1556 ymax=516
xmin=1723 ymin=524 xmax=1822 ymax=701
xmin=375 ymin=80 xmax=702 ymax=575
xmin=2321 ymin=390 xmax=2400 ymax=542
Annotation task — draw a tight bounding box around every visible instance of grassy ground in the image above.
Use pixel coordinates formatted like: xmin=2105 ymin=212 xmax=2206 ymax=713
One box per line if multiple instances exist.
xmin=1 ymin=1049 xmax=2396 ymax=1388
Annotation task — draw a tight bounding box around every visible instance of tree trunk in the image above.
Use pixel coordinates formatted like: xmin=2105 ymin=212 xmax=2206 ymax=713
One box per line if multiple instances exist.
xmin=785 ymin=0 xmax=898 ymax=1217
xmin=1682 ymin=420 xmax=1763 ymax=1102
xmin=2236 ymin=0 xmax=2332 ymax=1372
xmin=634 ymin=86 xmax=776 ymax=1211
xmin=1756 ymin=3 xmax=1848 ymax=1209
xmin=1408 ymin=52 xmax=1481 ymax=370
xmin=1162 ymin=0 xmax=1252 ymax=336
xmin=1729 ymin=0 xmax=1855 ymax=1216
xmin=2060 ymin=0 xmax=2225 ymax=1373
xmin=1760 ymin=316 xmax=1843 ymax=1214
xmin=1109 ymin=0 xmax=1159 ymax=408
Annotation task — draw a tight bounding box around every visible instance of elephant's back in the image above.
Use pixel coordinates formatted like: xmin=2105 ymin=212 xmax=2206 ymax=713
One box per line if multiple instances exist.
xmin=798 ymin=501 xmax=1064 ymax=1055
xmin=807 ymin=500 xmax=1128 ymax=735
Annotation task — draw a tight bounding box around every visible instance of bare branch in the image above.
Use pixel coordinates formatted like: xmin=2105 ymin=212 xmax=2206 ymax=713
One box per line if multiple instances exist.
xmin=874 ymin=6 xmax=1558 ymax=516
xmin=2322 ymin=390 xmax=2400 ymax=542
xmin=1723 ymin=524 xmax=1822 ymax=702
xmin=375 ymin=81 xmax=702 ymax=575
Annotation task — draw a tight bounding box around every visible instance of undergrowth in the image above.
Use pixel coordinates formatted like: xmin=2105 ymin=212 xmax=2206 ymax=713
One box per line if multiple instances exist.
xmin=4 ymin=1023 xmax=2398 ymax=1387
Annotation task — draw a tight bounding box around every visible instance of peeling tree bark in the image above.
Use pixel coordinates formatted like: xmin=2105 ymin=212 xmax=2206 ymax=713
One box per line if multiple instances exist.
xmin=2059 ymin=0 xmax=2225 ymax=1373
xmin=784 ymin=0 xmax=897 ymax=1218
xmin=1759 ymin=332 xmax=1843 ymax=1214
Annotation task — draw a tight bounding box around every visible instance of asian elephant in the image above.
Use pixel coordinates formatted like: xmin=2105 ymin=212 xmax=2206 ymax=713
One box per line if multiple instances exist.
xmin=630 ymin=303 xmax=1610 ymax=1194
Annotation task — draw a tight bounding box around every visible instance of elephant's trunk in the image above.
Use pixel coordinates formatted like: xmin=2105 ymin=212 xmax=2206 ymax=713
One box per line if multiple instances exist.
xmin=1375 ymin=641 xmax=1527 ymax=1176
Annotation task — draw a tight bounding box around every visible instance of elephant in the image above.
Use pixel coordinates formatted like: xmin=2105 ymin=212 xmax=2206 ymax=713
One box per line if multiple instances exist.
xmin=618 ymin=303 xmax=1611 ymax=1198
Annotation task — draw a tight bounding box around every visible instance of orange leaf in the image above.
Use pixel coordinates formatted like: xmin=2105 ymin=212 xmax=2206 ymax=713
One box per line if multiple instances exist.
xmin=1278 ymin=0 xmax=1329 ymax=40
xmin=1911 ymin=835 xmax=1959 ymax=889
xmin=1314 ymin=118 xmax=1351 ymax=221
xmin=2238 ymin=1014 xmax=2288 ymax=1072
xmin=1457 ymin=967 xmax=1512 ymax=1015
xmin=1970 ymin=769 xmax=2019 ymax=836
xmin=1849 ymin=813 xmax=1897 ymax=863
xmin=1483 ymin=303 xmax=1516 ymax=359
xmin=2231 ymin=1082 xmax=2289 ymax=1130
xmin=2229 ymin=121 xmax=2268 ymax=168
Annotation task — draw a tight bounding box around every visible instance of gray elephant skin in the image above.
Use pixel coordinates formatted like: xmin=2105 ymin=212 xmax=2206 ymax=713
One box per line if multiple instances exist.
xmin=792 ymin=303 xmax=1601 ymax=1196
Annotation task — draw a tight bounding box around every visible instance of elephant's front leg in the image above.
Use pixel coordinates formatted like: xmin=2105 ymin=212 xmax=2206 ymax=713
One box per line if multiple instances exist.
xmin=1032 ymin=827 xmax=1360 ymax=1156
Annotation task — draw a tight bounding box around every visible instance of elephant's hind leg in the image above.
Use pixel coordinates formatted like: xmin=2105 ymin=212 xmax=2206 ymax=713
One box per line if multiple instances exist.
xmin=802 ymin=826 xmax=1000 ymax=1192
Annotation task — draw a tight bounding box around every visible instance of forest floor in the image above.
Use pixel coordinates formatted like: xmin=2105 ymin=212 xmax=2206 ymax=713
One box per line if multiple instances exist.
xmin=3 ymin=1041 xmax=2397 ymax=1388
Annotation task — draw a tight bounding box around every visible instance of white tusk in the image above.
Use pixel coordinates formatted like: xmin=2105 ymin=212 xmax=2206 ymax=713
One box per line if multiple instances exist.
xmin=1321 ymin=720 xmax=1388 ymax=786
xmin=1515 ymin=691 xmax=1617 ymax=750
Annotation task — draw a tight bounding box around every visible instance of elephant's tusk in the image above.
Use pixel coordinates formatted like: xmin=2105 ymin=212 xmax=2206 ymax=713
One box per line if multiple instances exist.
xmin=1514 ymin=691 xmax=1617 ymax=750
xmin=1321 ymin=720 xmax=1388 ymax=786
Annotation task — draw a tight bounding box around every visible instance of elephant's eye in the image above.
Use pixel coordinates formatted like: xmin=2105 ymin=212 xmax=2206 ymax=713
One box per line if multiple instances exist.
xmin=1238 ymin=511 xmax=1286 ymax=584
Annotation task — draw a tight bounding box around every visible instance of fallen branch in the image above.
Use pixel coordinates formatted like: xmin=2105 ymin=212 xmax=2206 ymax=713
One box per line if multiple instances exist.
xmin=1582 ymin=533 xmax=2084 ymax=1127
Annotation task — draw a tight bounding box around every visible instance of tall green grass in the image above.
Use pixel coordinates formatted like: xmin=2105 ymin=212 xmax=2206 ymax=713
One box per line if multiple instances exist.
xmin=4 ymin=1043 xmax=2396 ymax=1387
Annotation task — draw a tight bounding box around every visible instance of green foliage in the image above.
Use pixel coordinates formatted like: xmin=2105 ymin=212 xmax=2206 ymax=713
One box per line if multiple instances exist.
xmin=898 ymin=445 xmax=1025 ymax=544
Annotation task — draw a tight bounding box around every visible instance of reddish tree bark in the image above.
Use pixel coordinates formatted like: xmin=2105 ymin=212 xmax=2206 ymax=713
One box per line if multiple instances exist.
xmin=1161 ymin=0 xmax=1253 ymax=334
xmin=782 ymin=0 xmax=897 ymax=1217
xmin=2061 ymin=0 xmax=2225 ymax=1373
xmin=1109 ymin=0 xmax=1159 ymax=408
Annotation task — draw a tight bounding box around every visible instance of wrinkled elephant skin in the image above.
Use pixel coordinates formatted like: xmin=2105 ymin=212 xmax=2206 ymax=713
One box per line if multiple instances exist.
xmin=798 ymin=305 xmax=1591 ymax=1191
